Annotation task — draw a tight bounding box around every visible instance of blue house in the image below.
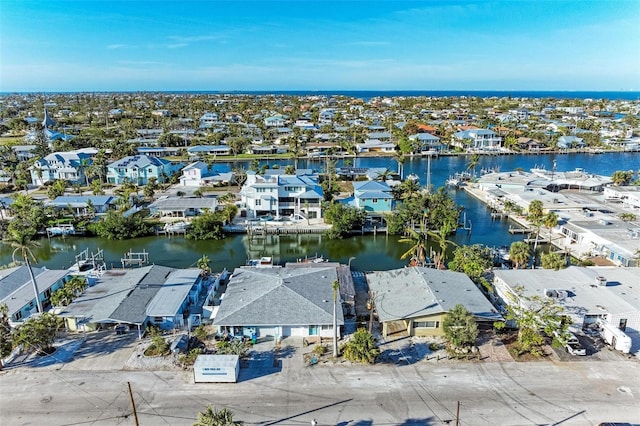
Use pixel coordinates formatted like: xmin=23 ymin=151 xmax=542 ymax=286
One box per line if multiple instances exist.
xmin=347 ymin=180 xmax=395 ymax=227
xmin=48 ymin=195 xmax=117 ymax=216
xmin=107 ymin=155 xmax=182 ymax=185
xmin=557 ymin=136 xmax=586 ymax=149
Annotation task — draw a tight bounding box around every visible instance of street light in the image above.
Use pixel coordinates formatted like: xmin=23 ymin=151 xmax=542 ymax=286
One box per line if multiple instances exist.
xmin=348 ymin=257 xmax=356 ymax=269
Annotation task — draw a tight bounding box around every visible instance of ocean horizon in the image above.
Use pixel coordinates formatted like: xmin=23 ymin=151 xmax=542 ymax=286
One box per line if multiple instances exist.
xmin=1 ymin=90 xmax=639 ymax=101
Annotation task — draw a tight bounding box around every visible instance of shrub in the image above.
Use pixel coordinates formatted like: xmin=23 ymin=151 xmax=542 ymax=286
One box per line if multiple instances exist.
xmin=313 ymin=345 xmax=327 ymax=355
xmin=144 ymin=336 xmax=170 ymax=357
xmin=342 ymin=328 xmax=379 ymax=364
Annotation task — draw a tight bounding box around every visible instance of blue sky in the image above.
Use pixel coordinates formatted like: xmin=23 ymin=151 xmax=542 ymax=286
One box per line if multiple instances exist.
xmin=1 ymin=0 xmax=639 ymax=92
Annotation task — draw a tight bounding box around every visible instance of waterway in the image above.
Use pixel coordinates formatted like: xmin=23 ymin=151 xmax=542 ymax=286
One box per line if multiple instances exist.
xmin=1 ymin=152 xmax=637 ymax=272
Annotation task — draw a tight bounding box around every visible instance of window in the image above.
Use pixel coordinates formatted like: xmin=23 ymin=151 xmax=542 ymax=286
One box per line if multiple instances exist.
xmin=413 ymin=321 xmax=439 ymax=329
xmin=372 ymin=198 xmax=378 ymax=203
xmin=257 ymin=188 xmax=266 ymax=193
xmin=154 ymin=317 xmax=163 ymax=323
xmin=255 ymin=199 xmax=261 ymax=206
xmin=148 ymin=168 xmax=153 ymax=173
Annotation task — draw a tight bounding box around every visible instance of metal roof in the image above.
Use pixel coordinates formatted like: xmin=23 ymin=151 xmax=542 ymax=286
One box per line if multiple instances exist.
xmin=146 ymin=269 xmax=201 ymax=317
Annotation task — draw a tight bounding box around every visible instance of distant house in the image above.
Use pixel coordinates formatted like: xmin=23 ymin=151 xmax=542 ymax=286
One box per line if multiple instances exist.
xmin=557 ymin=136 xmax=586 ymax=149
xmin=187 ymin=145 xmax=232 ymax=157
xmin=148 ymin=196 xmax=218 ymax=218
xmin=59 ymin=266 xmax=205 ymax=338
xmin=12 ymin=145 xmax=37 ymax=161
xmin=106 ymin=155 xmax=182 ymax=185
xmin=0 ymin=265 xmax=70 ymax=324
xmin=264 ymin=115 xmax=286 ymax=127
xmin=179 ymin=161 xmax=234 ymax=187
xmin=409 ymin=133 xmax=446 ymax=153
xmin=212 ymin=265 xmax=344 ymax=341
xmin=47 ymin=195 xmax=117 ymax=216
xmin=356 ymin=140 xmax=396 ymax=153
xmin=136 ymin=146 xmax=181 ymax=157
xmin=240 ymin=171 xmax=323 ymax=220
xmin=29 ymin=151 xmax=93 ymax=186
xmin=452 ymin=129 xmax=503 ymax=151
xmin=367 ymin=267 xmax=502 ymax=338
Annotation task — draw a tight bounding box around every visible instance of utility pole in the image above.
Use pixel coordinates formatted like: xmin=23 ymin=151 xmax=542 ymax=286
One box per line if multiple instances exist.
xmin=368 ymin=291 xmax=376 ymax=334
xmin=127 ymin=382 xmax=140 ymax=426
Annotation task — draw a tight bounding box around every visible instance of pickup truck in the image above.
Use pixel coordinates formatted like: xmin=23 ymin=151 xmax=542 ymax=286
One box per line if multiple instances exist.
xmin=565 ymin=341 xmax=587 ymax=356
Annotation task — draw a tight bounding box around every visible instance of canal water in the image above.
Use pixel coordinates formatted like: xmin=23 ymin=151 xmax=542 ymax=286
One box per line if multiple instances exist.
xmin=1 ymin=152 xmax=637 ymax=272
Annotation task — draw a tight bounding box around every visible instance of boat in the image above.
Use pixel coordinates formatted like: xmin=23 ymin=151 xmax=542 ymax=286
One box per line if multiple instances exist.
xmin=46 ymin=224 xmax=76 ymax=236
xmin=164 ymin=221 xmax=190 ymax=233
xmin=246 ymin=256 xmax=274 ymax=267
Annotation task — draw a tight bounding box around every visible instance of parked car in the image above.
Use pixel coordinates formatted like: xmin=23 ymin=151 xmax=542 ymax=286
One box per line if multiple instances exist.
xmin=565 ymin=341 xmax=587 ymax=356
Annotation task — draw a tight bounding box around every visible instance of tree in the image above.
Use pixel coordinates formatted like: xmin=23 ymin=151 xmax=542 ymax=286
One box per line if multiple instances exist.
xmin=500 ymin=286 xmax=568 ymax=357
xmin=186 ymin=211 xmax=226 ymax=240
xmin=196 ymin=254 xmax=212 ymax=276
xmin=542 ymin=211 xmax=558 ymax=246
xmin=443 ymin=304 xmax=478 ymax=350
xmin=448 ymin=244 xmax=493 ymax=284
xmin=193 ymin=406 xmax=243 ymax=426
xmin=0 ymin=303 xmax=13 ymax=370
xmin=4 ymin=227 xmax=43 ymax=313
xmin=509 ymin=241 xmax=531 ymax=269
xmin=527 ymin=199 xmax=545 ymax=252
xmin=89 ymin=210 xmax=155 ymax=239
xmin=323 ymin=202 xmax=366 ymax=239
xmin=540 ymin=252 xmax=567 ymax=270
xmin=341 ymin=328 xmax=379 ymax=364
xmin=12 ymin=312 xmax=63 ymax=356
xmin=332 ymin=280 xmax=339 ymax=357
xmin=428 ymin=224 xmax=459 ymax=269
xmin=611 ymin=170 xmax=633 ymax=186
xmin=47 ymin=179 xmax=68 ymax=200
xmin=399 ymin=224 xmax=430 ymax=266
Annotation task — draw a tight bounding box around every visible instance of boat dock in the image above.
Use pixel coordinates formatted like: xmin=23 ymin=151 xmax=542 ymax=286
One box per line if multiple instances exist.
xmin=121 ymin=249 xmax=150 ymax=268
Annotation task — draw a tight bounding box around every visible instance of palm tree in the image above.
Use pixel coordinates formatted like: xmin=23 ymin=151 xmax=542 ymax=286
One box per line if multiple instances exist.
xmin=543 ymin=211 xmax=558 ymax=247
xmin=527 ymin=200 xmax=545 ymax=252
xmin=466 ymin=153 xmax=480 ymax=177
xmin=509 ymin=241 xmax=530 ymax=270
xmin=399 ymin=224 xmax=429 ymax=266
xmin=4 ymin=227 xmax=43 ymax=313
xmin=193 ymin=405 xmax=243 ymax=426
xmin=196 ymin=255 xmax=212 ymax=276
xmin=428 ymin=224 xmax=459 ymax=269
xmin=332 ymin=280 xmax=339 ymax=357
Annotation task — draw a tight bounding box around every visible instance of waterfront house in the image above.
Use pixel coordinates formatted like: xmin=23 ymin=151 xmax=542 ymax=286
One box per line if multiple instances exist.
xmin=106 ymin=155 xmax=182 ymax=185
xmin=136 ymin=146 xmax=181 ymax=157
xmin=366 ymin=267 xmax=502 ymax=338
xmin=0 ymin=265 xmax=70 ymax=325
xmin=349 ymin=180 xmax=394 ymax=223
xmin=409 ymin=132 xmax=446 ymax=153
xmin=179 ymin=161 xmax=234 ymax=187
xmin=59 ymin=266 xmax=205 ymax=338
xmin=148 ymin=196 xmax=218 ymax=218
xmin=212 ymin=265 xmax=344 ymax=341
xmin=493 ymin=266 xmax=640 ymax=354
xmin=239 ymin=171 xmax=323 ymax=220
xmin=452 ymin=128 xmax=503 ymax=152
xmin=47 ymin=195 xmax=117 ymax=216
xmin=29 ymin=151 xmax=92 ymax=186
xmin=557 ymin=136 xmax=586 ymax=149
xmin=356 ymin=139 xmax=396 ymax=153
xmin=186 ymin=145 xmax=232 ymax=157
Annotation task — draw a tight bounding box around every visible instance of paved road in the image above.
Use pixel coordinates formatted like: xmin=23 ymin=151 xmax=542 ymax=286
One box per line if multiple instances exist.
xmin=1 ymin=359 xmax=638 ymax=426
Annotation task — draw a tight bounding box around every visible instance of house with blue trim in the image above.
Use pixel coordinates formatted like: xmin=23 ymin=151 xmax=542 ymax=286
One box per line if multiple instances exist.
xmin=106 ymin=155 xmax=182 ymax=185
xmin=29 ymin=151 xmax=93 ymax=186
xmin=557 ymin=136 xmax=586 ymax=149
xmin=0 ymin=265 xmax=70 ymax=325
xmin=350 ymin=180 xmax=394 ymax=217
xmin=409 ymin=133 xmax=447 ymax=153
xmin=47 ymin=195 xmax=117 ymax=216
xmin=452 ymin=128 xmax=503 ymax=152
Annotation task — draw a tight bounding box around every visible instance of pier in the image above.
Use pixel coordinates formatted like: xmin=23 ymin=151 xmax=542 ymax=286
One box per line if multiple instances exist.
xmin=121 ymin=249 xmax=150 ymax=268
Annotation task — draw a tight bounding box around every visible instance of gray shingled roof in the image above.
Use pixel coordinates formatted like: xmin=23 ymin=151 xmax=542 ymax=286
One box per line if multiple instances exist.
xmin=213 ymin=266 xmax=344 ymax=327
xmin=367 ymin=268 xmax=502 ymax=323
xmin=108 ymin=265 xmax=175 ymax=324
xmin=0 ymin=266 xmax=69 ymax=316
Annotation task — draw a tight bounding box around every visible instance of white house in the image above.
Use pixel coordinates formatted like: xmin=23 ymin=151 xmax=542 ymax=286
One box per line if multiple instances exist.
xmin=240 ymin=171 xmax=323 ymax=220
xmin=29 ymin=151 xmax=93 ymax=186
xmin=452 ymin=129 xmax=503 ymax=151
xmin=179 ymin=161 xmax=234 ymax=187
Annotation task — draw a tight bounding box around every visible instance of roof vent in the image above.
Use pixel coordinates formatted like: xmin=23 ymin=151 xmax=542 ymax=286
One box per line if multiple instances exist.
xmin=595 ymin=276 xmax=607 ymax=287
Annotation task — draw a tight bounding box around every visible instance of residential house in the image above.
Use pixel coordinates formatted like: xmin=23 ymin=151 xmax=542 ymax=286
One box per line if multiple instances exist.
xmin=367 ymin=267 xmax=502 ymax=338
xmin=348 ymin=180 xmax=394 ymax=223
xmin=264 ymin=115 xmax=287 ymax=127
xmin=240 ymin=171 xmax=323 ymax=219
xmin=148 ymin=196 xmax=218 ymax=218
xmin=187 ymin=145 xmax=232 ymax=157
xmin=452 ymin=129 xmax=503 ymax=152
xmin=106 ymin=155 xmax=182 ymax=185
xmin=212 ymin=265 xmax=344 ymax=341
xmin=604 ymin=185 xmax=640 ymax=209
xmin=30 ymin=151 xmax=93 ymax=186
xmin=137 ymin=146 xmax=181 ymax=157
xmin=557 ymin=136 xmax=586 ymax=149
xmin=409 ymin=133 xmax=446 ymax=153
xmin=0 ymin=265 xmax=70 ymax=324
xmin=59 ymin=266 xmax=205 ymax=338
xmin=199 ymin=112 xmax=219 ymax=129
xmin=493 ymin=266 xmax=640 ymax=354
xmin=179 ymin=161 xmax=235 ymax=187
xmin=11 ymin=145 xmax=36 ymax=161
xmin=47 ymin=195 xmax=117 ymax=216
xmin=356 ymin=139 xmax=396 ymax=153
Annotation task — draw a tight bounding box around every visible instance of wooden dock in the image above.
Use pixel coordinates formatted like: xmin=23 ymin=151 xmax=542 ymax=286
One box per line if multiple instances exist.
xmin=508 ymin=226 xmax=532 ymax=234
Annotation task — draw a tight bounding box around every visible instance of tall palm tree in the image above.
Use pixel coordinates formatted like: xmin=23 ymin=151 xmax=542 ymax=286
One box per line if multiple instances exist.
xmin=196 ymin=254 xmax=212 ymax=276
xmin=509 ymin=241 xmax=531 ymax=270
xmin=428 ymin=224 xmax=459 ymax=269
xmin=399 ymin=224 xmax=429 ymax=266
xmin=4 ymin=228 xmax=43 ymax=313
xmin=543 ymin=211 xmax=559 ymax=247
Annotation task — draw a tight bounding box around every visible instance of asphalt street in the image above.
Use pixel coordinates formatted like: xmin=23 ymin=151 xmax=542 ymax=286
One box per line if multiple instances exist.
xmin=1 ymin=360 xmax=638 ymax=426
